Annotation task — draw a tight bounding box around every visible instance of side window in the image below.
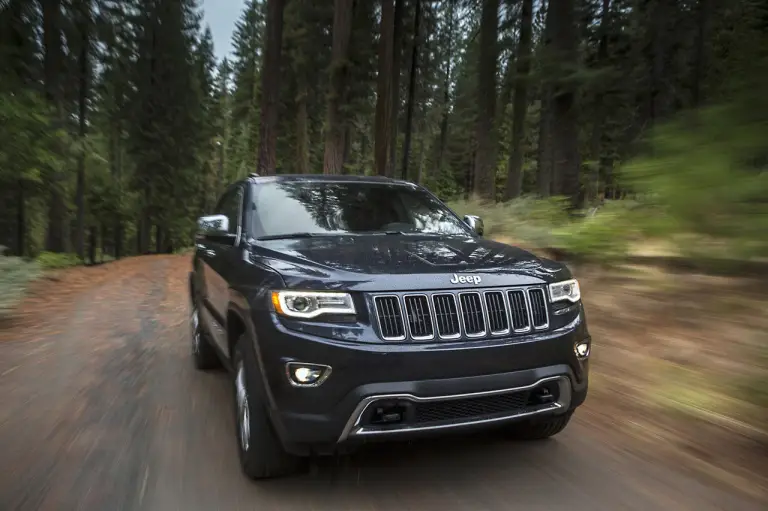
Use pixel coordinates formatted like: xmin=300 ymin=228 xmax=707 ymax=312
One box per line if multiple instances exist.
xmin=215 ymin=186 xmax=244 ymax=236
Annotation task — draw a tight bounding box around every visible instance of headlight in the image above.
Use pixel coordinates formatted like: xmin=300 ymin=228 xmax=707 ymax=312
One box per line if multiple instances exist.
xmin=548 ymin=279 xmax=581 ymax=303
xmin=271 ymin=290 xmax=356 ymax=319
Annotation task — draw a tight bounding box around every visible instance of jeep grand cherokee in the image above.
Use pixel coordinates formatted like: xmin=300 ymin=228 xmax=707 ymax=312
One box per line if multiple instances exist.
xmin=189 ymin=174 xmax=590 ymax=479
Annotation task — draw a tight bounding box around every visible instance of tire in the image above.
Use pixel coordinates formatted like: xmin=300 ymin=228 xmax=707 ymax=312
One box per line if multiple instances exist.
xmin=507 ymin=411 xmax=573 ymax=441
xmin=232 ymin=334 xmax=302 ymax=479
xmin=190 ymin=303 xmax=220 ymax=370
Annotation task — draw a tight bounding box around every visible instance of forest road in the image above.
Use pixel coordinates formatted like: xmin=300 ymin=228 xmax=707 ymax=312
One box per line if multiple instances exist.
xmin=0 ymin=255 xmax=763 ymax=511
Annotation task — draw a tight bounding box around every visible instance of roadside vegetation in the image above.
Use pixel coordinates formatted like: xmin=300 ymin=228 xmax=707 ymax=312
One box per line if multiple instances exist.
xmin=450 ymin=81 xmax=768 ymax=494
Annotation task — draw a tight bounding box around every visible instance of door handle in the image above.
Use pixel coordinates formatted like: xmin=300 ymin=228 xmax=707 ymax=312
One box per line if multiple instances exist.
xmin=204 ymin=249 xmax=216 ymax=258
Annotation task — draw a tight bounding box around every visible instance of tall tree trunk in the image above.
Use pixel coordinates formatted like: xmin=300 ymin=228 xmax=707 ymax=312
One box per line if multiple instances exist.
xmin=691 ymin=0 xmax=712 ymax=108
xmin=388 ymin=0 xmax=405 ymax=177
xmin=140 ymin=187 xmax=151 ymax=254
xmin=437 ymin=0 xmax=455 ymax=178
xmin=257 ymin=0 xmax=287 ymax=176
xmin=113 ymin=135 xmax=123 ymax=259
xmin=75 ymin=4 xmax=91 ymax=260
xmin=550 ymin=0 xmax=580 ymax=205
xmin=296 ymin=70 xmax=309 ymax=173
xmin=16 ymin=180 xmax=25 ymax=256
xmin=323 ymin=0 xmax=355 ymax=174
xmin=155 ymin=225 xmax=163 ymax=255
xmin=342 ymin=124 xmax=352 ymax=171
xmin=400 ymin=0 xmax=421 ymax=180
xmin=416 ymin=127 xmax=426 ymax=184
xmin=503 ymin=0 xmax=533 ymax=200
xmin=43 ymin=0 xmax=67 ymax=253
xmin=472 ymin=0 xmax=500 ymax=200
xmin=88 ymin=226 xmax=96 ymax=265
xmin=648 ymin=0 xmax=672 ymax=125
xmin=537 ymin=1 xmax=555 ymax=197
xmin=588 ymin=0 xmax=611 ymax=204
xmin=374 ymin=0 xmax=396 ymax=176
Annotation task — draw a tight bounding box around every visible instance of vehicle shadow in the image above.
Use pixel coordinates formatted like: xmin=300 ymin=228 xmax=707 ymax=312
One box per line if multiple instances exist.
xmin=186 ymin=370 xmax=758 ymax=511
xmin=202 ymin=370 xmax=573 ymax=505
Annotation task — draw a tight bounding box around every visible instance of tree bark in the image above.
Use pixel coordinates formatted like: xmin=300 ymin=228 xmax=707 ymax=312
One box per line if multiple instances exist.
xmin=16 ymin=179 xmax=25 ymax=256
xmin=649 ymin=0 xmax=672 ymax=124
xmin=155 ymin=224 xmax=163 ymax=255
xmin=437 ymin=0 xmax=455 ymax=178
xmin=588 ymin=0 xmax=611 ymax=204
xmin=88 ymin=226 xmax=96 ymax=265
xmin=256 ymin=0 xmax=287 ymax=176
xmin=691 ymin=0 xmax=712 ymax=108
xmin=472 ymin=0 xmax=500 ymax=200
xmin=342 ymin=124 xmax=352 ymax=171
xmin=75 ymin=3 xmax=91 ymax=260
xmin=537 ymin=1 xmax=555 ymax=197
xmin=323 ymin=0 xmax=355 ymax=174
xmin=388 ymin=0 xmax=405 ymax=177
xmin=296 ymin=69 xmax=309 ymax=173
xmin=550 ymin=0 xmax=581 ymax=205
xmin=416 ymin=126 xmax=426 ymax=184
xmin=43 ymin=0 xmax=68 ymax=253
xmin=374 ymin=0 xmax=396 ymax=176
xmin=503 ymin=0 xmax=533 ymax=200
xmin=400 ymin=0 xmax=421 ymax=180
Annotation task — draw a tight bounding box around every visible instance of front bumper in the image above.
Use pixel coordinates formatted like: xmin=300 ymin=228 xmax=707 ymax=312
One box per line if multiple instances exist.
xmin=251 ymin=310 xmax=590 ymax=456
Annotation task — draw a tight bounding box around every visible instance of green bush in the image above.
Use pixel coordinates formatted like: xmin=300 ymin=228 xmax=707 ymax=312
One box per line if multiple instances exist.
xmin=0 ymin=256 xmax=41 ymax=314
xmin=447 ymin=196 xmax=571 ymax=248
xmin=622 ymin=75 xmax=768 ymax=260
xmin=36 ymin=251 xmax=83 ymax=270
xmin=447 ymin=196 xmax=634 ymax=262
xmin=551 ymin=205 xmax=635 ymax=261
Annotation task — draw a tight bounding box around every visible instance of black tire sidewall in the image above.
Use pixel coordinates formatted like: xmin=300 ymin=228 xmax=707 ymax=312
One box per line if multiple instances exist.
xmin=190 ymin=299 xmax=219 ymax=370
xmin=232 ymin=334 xmax=300 ymax=479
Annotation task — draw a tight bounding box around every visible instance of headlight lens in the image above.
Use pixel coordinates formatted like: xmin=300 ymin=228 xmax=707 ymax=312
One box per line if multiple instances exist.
xmin=271 ymin=290 xmax=356 ymax=319
xmin=548 ymin=279 xmax=581 ymax=303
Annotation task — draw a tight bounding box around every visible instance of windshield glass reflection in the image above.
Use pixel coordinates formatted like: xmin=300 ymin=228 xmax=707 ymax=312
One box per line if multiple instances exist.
xmin=250 ymin=181 xmax=471 ymax=238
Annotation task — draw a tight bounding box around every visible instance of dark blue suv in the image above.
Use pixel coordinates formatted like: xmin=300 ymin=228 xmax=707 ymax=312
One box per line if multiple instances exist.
xmin=189 ymin=174 xmax=591 ymax=479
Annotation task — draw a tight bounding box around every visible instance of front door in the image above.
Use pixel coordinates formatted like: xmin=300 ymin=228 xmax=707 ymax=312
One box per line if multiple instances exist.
xmin=201 ymin=185 xmax=244 ymax=355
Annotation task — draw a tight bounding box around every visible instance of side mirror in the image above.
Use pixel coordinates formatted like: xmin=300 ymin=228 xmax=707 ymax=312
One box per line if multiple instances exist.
xmin=463 ymin=215 xmax=484 ymax=236
xmin=197 ymin=214 xmax=230 ymax=236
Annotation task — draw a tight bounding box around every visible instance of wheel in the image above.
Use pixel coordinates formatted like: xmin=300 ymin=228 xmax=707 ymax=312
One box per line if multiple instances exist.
xmin=507 ymin=411 xmax=573 ymax=441
xmin=232 ymin=334 xmax=302 ymax=479
xmin=190 ymin=303 xmax=220 ymax=370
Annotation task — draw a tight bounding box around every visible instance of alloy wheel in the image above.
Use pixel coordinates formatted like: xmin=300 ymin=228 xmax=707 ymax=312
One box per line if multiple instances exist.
xmin=235 ymin=360 xmax=251 ymax=452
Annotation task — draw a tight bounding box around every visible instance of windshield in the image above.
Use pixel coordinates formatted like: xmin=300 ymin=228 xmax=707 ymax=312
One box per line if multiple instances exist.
xmin=249 ymin=181 xmax=471 ymax=238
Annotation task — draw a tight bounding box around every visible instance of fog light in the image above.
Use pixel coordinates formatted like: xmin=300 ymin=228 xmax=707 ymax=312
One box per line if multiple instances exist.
xmin=575 ymin=339 xmax=591 ymax=359
xmin=285 ymin=362 xmax=331 ymax=387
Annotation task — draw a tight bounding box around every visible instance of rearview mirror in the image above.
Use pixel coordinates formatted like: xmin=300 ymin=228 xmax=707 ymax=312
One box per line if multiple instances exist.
xmin=197 ymin=214 xmax=230 ymax=236
xmin=463 ymin=215 xmax=484 ymax=236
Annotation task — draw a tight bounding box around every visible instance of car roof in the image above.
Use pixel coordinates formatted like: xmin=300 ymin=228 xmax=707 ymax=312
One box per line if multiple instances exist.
xmin=245 ymin=173 xmax=417 ymax=187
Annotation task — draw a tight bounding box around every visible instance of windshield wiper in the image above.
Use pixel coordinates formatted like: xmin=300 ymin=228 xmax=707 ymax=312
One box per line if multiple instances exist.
xmin=370 ymin=230 xmax=439 ymax=236
xmin=257 ymin=232 xmax=326 ymax=241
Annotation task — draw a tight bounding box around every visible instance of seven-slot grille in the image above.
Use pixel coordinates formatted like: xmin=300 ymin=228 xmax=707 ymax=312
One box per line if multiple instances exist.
xmin=373 ymin=287 xmax=549 ymax=341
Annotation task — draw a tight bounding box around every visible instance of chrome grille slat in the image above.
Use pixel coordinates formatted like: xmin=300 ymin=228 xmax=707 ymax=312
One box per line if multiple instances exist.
xmin=372 ymin=286 xmax=551 ymax=341
xmin=507 ymin=290 xmax=531 ymax=332
xmin=404 ymin=295 xmax=434 ymax=340
xmin=458 ymin=292 xmax=486 ymax=337
xmin=527 ymin=288 xmax=549 ymax=329
xmin=432 ymin=294 xmax=461 ymax=339
xmin=373 ymin=296 xmax=406 ymax=340
xmin=484 ymin=291 xmax=510 ymax=335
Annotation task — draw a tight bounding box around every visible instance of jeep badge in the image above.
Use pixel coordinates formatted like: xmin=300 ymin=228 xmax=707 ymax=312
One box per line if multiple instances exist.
xmin=450 ymin=274 xmax=482 ymax=285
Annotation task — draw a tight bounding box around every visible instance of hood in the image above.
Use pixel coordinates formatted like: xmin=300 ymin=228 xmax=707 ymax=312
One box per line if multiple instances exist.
xmin=252 ymin=234 xmax=571 ymax=292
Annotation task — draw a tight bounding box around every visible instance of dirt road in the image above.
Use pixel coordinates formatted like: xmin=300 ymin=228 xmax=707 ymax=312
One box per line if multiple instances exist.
xmin=0 ymin=255 xmax=763 ymax=511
